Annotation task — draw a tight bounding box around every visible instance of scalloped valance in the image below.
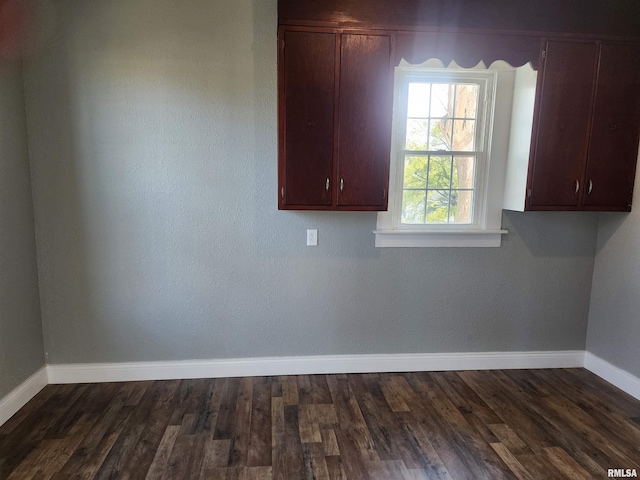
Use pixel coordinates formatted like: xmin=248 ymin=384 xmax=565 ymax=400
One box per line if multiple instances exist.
xmin=395 ymin=32 xmax=541 ymax=70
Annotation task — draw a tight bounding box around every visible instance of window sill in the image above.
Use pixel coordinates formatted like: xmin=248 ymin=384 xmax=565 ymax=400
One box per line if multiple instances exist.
xmin=373 ymin=228 xmax=508 ymax=247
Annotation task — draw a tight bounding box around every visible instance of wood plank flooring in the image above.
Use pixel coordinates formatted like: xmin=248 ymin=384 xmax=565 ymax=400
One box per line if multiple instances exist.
xmin=1 ymin=369 xmax=639 ymax=479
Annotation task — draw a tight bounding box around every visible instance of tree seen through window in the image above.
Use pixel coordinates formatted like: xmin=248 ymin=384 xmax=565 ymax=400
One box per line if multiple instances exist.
xmin=402 ymin=81 xmax=480 ymax=224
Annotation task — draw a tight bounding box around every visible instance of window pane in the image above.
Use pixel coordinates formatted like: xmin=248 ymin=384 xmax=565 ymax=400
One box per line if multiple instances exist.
xmin=455 ymin=84 xmax=479 ymax=119
xmin=426 ymin=190 xmax=450 ymax=224
xmin=428 ymin=118 xmax=452 ymax=151
xmin=451 ymin=119 xmax=476 ymax=151
xmin=394 ymin=75 xmax=488 ymax=230
xmin=449 ymin=190 xmax=473 ymax=224
xmin=428 ymin=156 xmax=452 ymax=189
xmin=403 ymin=155 xmax=428 ymax=189
xmin=407 ymin=83 xmax=431 ymax=118
xmin=406 ymin=119 xmax=428 ymax=150
xmin=452 ymin=156 xmax=475 ymax=189
xmin=430 ymin=84 xmax=453 ymax=118
xmin=402 ymin=190 xmax=426 ymax=224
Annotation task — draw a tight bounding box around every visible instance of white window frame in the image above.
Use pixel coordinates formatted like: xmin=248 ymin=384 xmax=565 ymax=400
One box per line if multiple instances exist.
xmin=375 ymin=60 xmax=514 ymax=247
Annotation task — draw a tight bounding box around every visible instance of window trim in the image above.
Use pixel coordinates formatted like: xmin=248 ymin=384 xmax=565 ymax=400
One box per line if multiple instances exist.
xmin=395 ymin=71 xmax=490 ymax=228
xmin=375 ymin=60 xmax=516 ymax=247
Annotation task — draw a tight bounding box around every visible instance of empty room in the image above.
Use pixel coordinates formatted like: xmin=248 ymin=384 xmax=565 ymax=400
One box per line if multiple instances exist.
xmin=1 ymin=0 xmax=639 ymax=478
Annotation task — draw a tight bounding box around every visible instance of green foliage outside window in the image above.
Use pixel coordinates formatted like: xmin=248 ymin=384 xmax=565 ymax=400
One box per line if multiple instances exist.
xmin=401 ymin=82 xmax=478 ymax=224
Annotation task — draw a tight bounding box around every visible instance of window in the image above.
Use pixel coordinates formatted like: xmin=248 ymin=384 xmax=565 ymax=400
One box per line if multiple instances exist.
xmin=401 ymin=76 xmax=487 ymax=225
xmin=375 ymin=60 xmax=520 ymax=247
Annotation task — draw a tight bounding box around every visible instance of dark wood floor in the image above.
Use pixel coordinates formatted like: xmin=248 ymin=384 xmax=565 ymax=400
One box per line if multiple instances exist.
xmin=1 ymin=369 xmax=639 ymax=479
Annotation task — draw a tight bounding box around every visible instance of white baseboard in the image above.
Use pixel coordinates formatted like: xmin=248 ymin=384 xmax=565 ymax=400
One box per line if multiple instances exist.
xmin=584 ymin=353 xmax=640 ymax=401
xmin=5 ymin=351 xmax=638 ymax=427
xmin=0 ymin=367 xmax=49 ymax=427
xmin=46 ymin=350 xmax=586 ymax=384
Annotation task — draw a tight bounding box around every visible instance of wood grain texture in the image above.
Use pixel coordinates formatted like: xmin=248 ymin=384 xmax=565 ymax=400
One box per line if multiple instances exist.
xmin=280 ymin=29 xmax=336 ymax=208
xmin=278 ymin=0 xmax=640 ymax=39
xmin=1 ymin=369 xmax=640 ymax=479
xmin=527 ymin=40 xmax=598 ymax=208
xmin=582 ymin=43 xmax=640 ymax=210
xmin=336 ymin=33 xmax=392 ymax=208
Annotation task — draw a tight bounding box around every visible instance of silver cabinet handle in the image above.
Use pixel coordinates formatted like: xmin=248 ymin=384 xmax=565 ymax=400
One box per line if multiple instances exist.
xmin=326 ymin=178 xmax=330 ymax=191
xmin=575 ymin=180 xmax=579 ymax=194
xmin=588 ymin=180 xmax=593 ymax=194
xmin=281 ymin=187 xmax=284 ymax=199
xmin=340 ymin=178 xmax=344 ymax=192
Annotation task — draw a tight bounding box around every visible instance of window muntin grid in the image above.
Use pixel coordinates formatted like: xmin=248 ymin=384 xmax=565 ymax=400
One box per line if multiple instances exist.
xmin=400 ymin=79 xmax=486 ymax=225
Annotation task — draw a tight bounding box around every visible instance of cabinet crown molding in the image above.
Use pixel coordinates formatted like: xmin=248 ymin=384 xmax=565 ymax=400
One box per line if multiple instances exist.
xmin=279 ymin=0 xmax=640 ymax=40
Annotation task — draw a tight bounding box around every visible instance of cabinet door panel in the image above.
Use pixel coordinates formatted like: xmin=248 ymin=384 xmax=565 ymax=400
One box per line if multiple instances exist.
xmin=337 ymin=34 xmax=392 ymax=208
xmin=583 ymin=44 xmax=640 ymax=209
xmin=282 ymin=31 xmax=335 ymax=206
xmin=528 ymin=41 xmax=598 ymax=208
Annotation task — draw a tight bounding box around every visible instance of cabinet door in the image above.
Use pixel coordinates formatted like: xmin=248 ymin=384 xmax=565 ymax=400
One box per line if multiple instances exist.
xmin=527 ymin=41 xmax=598 ymax=208
xmin=582 ymin=44 xmax=640 ymax=210
xmin=336 ymin=34 xmax=392 ymax=208
xmin=280 ymin=30 xmax=335 ymax=207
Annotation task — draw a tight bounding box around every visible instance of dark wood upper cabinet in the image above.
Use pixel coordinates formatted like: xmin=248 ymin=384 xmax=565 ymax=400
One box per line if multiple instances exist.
xmin=278 ymin=28 xmax=392 ymax=211
xmin=280 ymin=30 xmax=335 ymax=207
xmin=582 ymin=44 xmax=640 ymax=209
xmin=279 ymin=2 xmax=640 ymax=213
xmin=526 ymin=40 xmax=640 ymax=211
xmin=527 ymin=41 xmax=599 ymax=209
xmin=337 ymin=34 xmax=392 ymax=208
xmin=279 ymin=0 xmax=640 ymax=39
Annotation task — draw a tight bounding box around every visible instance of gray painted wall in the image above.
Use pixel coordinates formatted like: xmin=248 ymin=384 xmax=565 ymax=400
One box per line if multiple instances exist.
xmin=587 ymin=166 xmax=640 ymax=378
xmin=24 ymin=0 xmax=598 ymax=365
xmin=0 ymin=60 xmax=45 ymax=398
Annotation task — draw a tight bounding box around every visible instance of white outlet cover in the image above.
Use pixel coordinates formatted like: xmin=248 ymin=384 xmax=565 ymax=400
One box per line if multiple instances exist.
xmin=307 ymin=229 xmax=318 ymax=246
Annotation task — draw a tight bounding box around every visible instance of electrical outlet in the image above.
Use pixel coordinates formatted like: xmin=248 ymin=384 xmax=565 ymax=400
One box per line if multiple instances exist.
xmin=306 ymin=229 xmax=318 ymax=246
